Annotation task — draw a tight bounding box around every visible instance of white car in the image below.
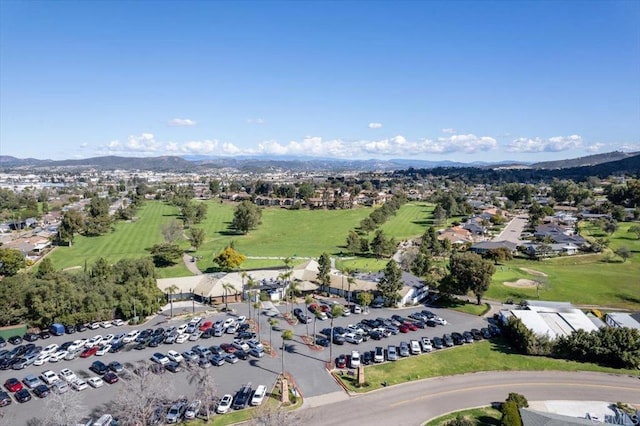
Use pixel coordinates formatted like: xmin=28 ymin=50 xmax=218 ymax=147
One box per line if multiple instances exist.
xmin=49 ymin=350 xmax=68 ymax=362
xmin=86 ymin=335 xmax=103 ymax=348
xmin=71 ymin=378 xmax=89 ymax=391
xmin=232 ymin=340 xmax=250 ymax=351
xmin=33 ymin=354 xmax=51 ymax=366
xmin=223 ymin=318 xmax=235 ymax=329
xmin=96 ymin=345 xmax=111 ymax=356
xmin=344 ymin=333 xmax=363 ymax=344
xmin=166 ymin=350 xmax=184 ymax=363
xmin=59 ymin=368 xmax=77 ymax=383
xmin=102 ymin=334 xmax=115 ymax=344
xmin=40 ymin=370 xmax=60 ymax=385
xmin=88 ymin=322 xmax=101 ymax=330
xmin=100 ymin=321 xmax=113 ymax=329
xmin=175 ymin=333 xmax=190 ymax=344
xmin=350 ymin=350 xmax=361 ymax=368
xmin=41 ymin=344 xmax=59 ymax=356
xmin=216 ymin=394 xmax=233 ymax=414
xmin=177 ymin=323 xmax=189 ymax=334
xmin=87 ymin=376 xmax=104 ymax=388
xmin=184 ymin=400 xmax=201 ymax=420
xmin=347 ymin=324 xmax=364 ymax=335
xmin=189 ymin=330 xmax=202 ymax=341
xmin=151 ymin=352 xmax=170 ymax=365
xmin=250 ymin=385 xmax=266 ymax=406
xmin=433 ymin=317 xmax=447 ymax=325
xmin=111 ymin=319 xmax=125 ymax=327
xmin=236 ymin=315 xmax=247 ymax=324
xmin=123 ymin=330 xmax=140 ymax=343
xmin=68 ymin=339 xmax=87 ymax=352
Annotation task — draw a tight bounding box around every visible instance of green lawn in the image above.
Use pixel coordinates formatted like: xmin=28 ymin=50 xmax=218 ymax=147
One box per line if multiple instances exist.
xmin=434 ymin=298 xmax=491 ymax=316
xmin=425 ymin=406 xmax=502 ymax=426
xmin=337 ymin=338 xmax=638 ymax=393
xmin=377 ymin=202 xmax=434 ymax=240
xmin=486 ymin=222 xmax=640 ymax=310
xmin=46 ymin=202 xmax=191 ymax=277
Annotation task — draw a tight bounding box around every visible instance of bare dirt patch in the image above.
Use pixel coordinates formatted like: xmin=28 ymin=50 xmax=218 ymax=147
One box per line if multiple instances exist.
xmin=504 ymin=279 xmax=539 ymax=288
xmin=519 ymin=267 xmax=548 ymax=277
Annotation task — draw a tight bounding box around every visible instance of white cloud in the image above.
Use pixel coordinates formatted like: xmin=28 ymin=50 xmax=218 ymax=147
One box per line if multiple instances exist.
xmin=247 ymin=118 xmax=266 ymax=125
xmin=620 ymin=143 xmax=640 ymax=152
xmin=586 ymin=143 xmax=606 ymax=153
xmin=507 ymin=135 xmax=583 ymax=153
xmin=441 ymin=128 xmax=456 ymax=134
xmin=256 ymin=136 xmax=350 ymax=157
xmin=362 ymin=134 xmax=497 ymax=156
xmin=79 ymin=142 xmax=88 ymax=148
xmin=368 ymin=122 xmax=383 ymax=129
xmin=167 ymin=118 xmax=197 ymax=127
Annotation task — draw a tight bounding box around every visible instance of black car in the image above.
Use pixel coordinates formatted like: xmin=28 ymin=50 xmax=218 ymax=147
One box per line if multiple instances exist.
xmin=148 ymin=335 xmax=163 ymax=347
xmin=33 ymin=384 xmax=50 ymax=398
xmin=38 ymin=331 xmax=50 ymax=340
xmin=15 ymin=388 xmax=31 ymax=403
xmin=23 ymin=333 xmax=39 ymax=342
xmin=481 ymin=327 xmax=492 ymax=339
xmin=362 ymin=351 xmax=373 ymax=365
xmin=237 ymin=323 xmax=250 ymax=332
xmin=65 ymin=324 xmax=76 ymax=334
xmin=75 ymin=323 xmax=88 ymax=332
xmin=369 ymin=330 xmax=383 ymax=340
xmin=90 ymin=360 xmax=109 ymax=375
xmin=200 ymin=328 xmax=214 ymax=339
xmin=451 ymin=332 xmax=464 ymax=345
xmin=462 ymin=331 xmax=474 ymax=344
xmin=8 ymin=336 xmax=22 ymax=345
xmin=315 ymin=337 xmax=330 ymax=347
xmin=232 ymin=384 xmax=252 ymax=410
xmin=0 ymin=350 xmax=9 ymax=360
xmin=319 ymin=328 xmax=332 ymax=337
xmin=488 ymin=324 xmax=502 ymax=336
xmin=237 ymin=331 xmax=256 ymax=340
xmin=470 ymin=329 xmax=483 ymax=341
xmin=298 ymin=314 xmax=310 ymax=324
xmin=332 ymin=335 xmax=345 ymax=345
xmin=0 ymin=390 xmax=11 ymax=406
xmin=103 ymin=371 xmax=119 ymax=383
xmin=293 ymin=308 xmax=303 ymax=317
xmin=164 ymin=362 xmax=181 ymax=373
xmin=0 ymin=337 xmax=5 ymax=348
xmin=432 ymin=336 xmax=444 ymax=349
xmin=426 ymin=320 xmax=437 ymax=327
xmin=60 ymin=341 xmax=73 ymax=351
xmin=235 ymin=349 xmax=249 ymax=360
xmin=442 ymin=334 xmax=454 ymax=347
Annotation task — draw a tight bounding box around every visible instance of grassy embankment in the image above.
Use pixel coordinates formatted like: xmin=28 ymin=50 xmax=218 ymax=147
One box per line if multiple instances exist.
xmin=424 ymin=406 xmax=502 ymax=425
xmin=337 ymin=338 xmax=639 ymax=393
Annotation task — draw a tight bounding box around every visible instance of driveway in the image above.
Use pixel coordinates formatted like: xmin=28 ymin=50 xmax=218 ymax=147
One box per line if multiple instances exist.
xmin=493 ymin=214 xmax=528 ymax=244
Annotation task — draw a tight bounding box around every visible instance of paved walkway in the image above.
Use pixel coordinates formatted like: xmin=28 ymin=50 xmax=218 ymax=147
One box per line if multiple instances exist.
xmin=182 ymin=253 xmax=203 ymax=275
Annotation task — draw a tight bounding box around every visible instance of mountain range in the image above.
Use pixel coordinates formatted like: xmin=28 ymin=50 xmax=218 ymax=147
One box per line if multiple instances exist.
xmin=0 ymin=151 xmax=638 ymax=174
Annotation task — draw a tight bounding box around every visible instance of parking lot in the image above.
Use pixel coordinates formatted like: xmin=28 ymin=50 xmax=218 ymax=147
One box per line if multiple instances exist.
xmin=0 ymin=299 xmax=490 ymax=424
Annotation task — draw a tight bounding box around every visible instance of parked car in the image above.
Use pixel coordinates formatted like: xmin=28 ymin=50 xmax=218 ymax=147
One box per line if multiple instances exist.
xmin=216 ymin=394 xmax=233 ymax=414
xmin=232 ymin=384 xmax=252 ymax=410
xmin=350 ymin=350 xmax=361 ymax=368
xmin=108 ymin=361 xmax=124 ymax=373
xmin=151 ymin=352 xmax=170 ymax=365
xmin=335 ymin=354 xmax=348 ymax=368
xmin=15 ymin=388 xmax=31 ymax=403
xmin=420 ymin=337 xmax=433 ymax=352
xmin=410 ymin=340 xmax=421 ymax=355
xmin=5 ymin=377 xmax=23 ymax=392
xmin=87 ymin=376 xmax=104 ymax=388
xmin=399 ymin=341 xmax=410 ymax=357
xmin=184 ymin=400 xmax=201 ymax=419
xmin=40 ymin=370 xmax=60 ymax=385
xmin=103 ymin=371 xmax=119 ymax=384
xmin=442 ymin=334 xmax=454 ymax=347
xmin=250 ymin=385 xmax=266 ymax=406
xmin=71 ymin=378 xmax=89 ymax=391
xmin=33 ymin=383 xmax=50 ymax=398
xmin=432 ymin=336 xmax=444 ymax=349
xmin=165 ymin=361 xmax=181 ymax=373
xmin=374 ymin=346 xmax=385 ymax=363
xmin=451 ymin=332 xmax=464 ymax=345
xmin=166 ymin=399 xmax=187 ymax=423
xmin=0 ymin=390 xmax=11 ymax=407
xmin=80 ymin=347 xmax=98 ymax=358
xmin=387 ymin=345 xmax=398 ymax=361
xmin=90 ymin=361 xmax=109 ymax=375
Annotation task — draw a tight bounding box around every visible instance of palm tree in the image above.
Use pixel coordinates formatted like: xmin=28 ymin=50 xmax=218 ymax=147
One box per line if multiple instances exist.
xmin=304 ymin=295 xmax=313 ymax=338
xmin=268 ymin=318 xmax=279 ymax=352
xmin=166 ymin=284 xmax=179 ymax=318
xmin=253 ymin=301 xmax=261 ymax=340
xmin=347 ymin=273 xmax=356 ymax=304
xmin=288 ymin=280 xmax=300 ymax=315
xmin=328 ymin=304 xmax=344 ymax=368
xmin=222 ymin=282 xmax=235 ymax=311
xmin=246 ymin=275 xmax=257 ymax=319
xmin=281 ymin=329 xmax=294 ymax=376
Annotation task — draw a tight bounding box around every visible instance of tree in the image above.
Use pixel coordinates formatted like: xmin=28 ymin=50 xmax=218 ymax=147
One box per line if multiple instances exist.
xmin=346 ymin=230 xmax=361 ymax=254
xmin=281 ymin=329 xmax=294 ymax=375
xmin=222 ymin=282 xmax=236 ymax=311
xmin=615 ymin=246 xmax=632 ymax=263
xmin=357 ymin=292 xmax=373 ymax=313
xmin=43 ymin=385 xmax=87 ymax=426
xmin=377 ymin=260 xmax=403 ymax=307
xmin=232 ymin=200 xmax=262 ymax=234
xmin=447 ymin=252 xmax=496 ymax=305
xmin=188 ymin=227 xmax=205 ymax=250
xmin=485 ymin=247 xmax=513 ymax=265
xmin=628 ymin=225 xmax=640 ymax=239
xmin=328 ymin=303 xmax=345 ymax=367
xmin=187 ymin=366 xmax=218 ymax=420
xmin=161 ymin=219 xmax=183 ymax=243
xmin=213 ymin=246 xmax=247 ymax=271
xmin=35 ymin=257 xmax=55 ymax=279
xmin=411 ymin=251 xmax=433 ymax=277
xmin=371 ymin=229 xmax=395 ymax=258
xmin=317 ymin=252 xmax=331 ymax=294
xmin=0 ymin=248 xmax=25 ymax=277
xmin=506 ymin=392 xmax=529 ymax=409
xmin=501 ymin=400 xmax=522 ymax=426
xmin=432 ymin=204 xmax=447 ymax=225
xmin=166 ymin=284 xmax=179 ymax=318
xmin=149 ymin=243 xmax=183 ymax=267
xmin=58 ymin=209 xmax=84 ymax=246
xmin=442 ymin=415 xmax=475 ymax=426
xmin=603 ymin=220 xmax=619 ymax=235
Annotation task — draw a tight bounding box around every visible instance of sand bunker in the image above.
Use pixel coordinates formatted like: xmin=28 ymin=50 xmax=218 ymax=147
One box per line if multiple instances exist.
xmin=519 ymin=267 xmax=548 ymax=277
xmin=504 ymin=279 xmax=540 ymax=288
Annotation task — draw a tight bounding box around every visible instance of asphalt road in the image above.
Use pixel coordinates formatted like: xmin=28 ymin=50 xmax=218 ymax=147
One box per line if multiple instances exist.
xmin=301 ymin=371 xmax=640 ymax=426
xmin=494 ymin=214 xmax=529 ymax=244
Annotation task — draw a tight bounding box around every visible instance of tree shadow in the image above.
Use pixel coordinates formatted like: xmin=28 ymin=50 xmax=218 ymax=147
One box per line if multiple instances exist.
xmin=619 ymin=293 xmax=640 ymax=305
xmin=248 ymin=359 xmax=280 ymax=375
xmin=477 ymin=415 xmax=501 ymax=425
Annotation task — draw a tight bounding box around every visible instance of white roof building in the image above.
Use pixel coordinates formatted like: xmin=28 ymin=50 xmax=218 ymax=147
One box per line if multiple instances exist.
xmin=501 ymin=301 xmax=599 ymax=339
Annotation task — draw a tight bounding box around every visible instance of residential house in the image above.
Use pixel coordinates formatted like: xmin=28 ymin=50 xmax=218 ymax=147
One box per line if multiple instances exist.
xmin=470 ymin=240 xmax=518 ymax=255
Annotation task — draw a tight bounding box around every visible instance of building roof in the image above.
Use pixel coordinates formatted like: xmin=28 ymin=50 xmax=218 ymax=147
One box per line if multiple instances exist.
xmin=520 ymin=408 xmax=594 ymax=426
xmin=502 ymin=301 xmax=598 ymax=339
xmin=606 ymin=312 xmax=640 ymax=330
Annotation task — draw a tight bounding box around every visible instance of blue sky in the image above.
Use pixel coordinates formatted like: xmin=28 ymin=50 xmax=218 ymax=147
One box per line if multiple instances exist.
xmin=1 ymin=0 xmax=639 ymax=162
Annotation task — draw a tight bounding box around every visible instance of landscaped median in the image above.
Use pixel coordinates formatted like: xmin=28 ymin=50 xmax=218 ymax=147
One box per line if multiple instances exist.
xmin=334 ymin=338 xmax=639 ymax=393
xmin=424 ymin=406 xmax=502 ymax=425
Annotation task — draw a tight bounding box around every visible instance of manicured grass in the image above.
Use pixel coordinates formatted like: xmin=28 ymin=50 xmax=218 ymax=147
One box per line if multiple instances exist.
xmin=377 ymin=202 xmax=434 ymax=240
xmin=336 ymin=338 xmax=638 ymax=393
xmin=434 ymin=298 xmax=491 ymax=316
xmin=47 ymin=202 xmax=187 ymax=274
xmin=425 ymin=406 xmax=502 ymax=426
xmin=335 ymin=257 xmax=388 ymax=272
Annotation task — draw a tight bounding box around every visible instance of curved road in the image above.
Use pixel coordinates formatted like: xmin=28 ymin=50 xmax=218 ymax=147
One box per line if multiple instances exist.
xmin=301 ymin=371 xmax=640 ymax=426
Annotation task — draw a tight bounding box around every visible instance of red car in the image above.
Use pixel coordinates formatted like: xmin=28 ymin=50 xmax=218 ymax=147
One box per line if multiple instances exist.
xmin=335 ymin=354 xmax=347 ymax=369
xmin=308 ymin=304 xmax=318 ymax=313
xmin=220 ymin=343 xmax=236 ymax=353
xmin=199 ymin=321 xmax=213 ymax=331
xmin=319 ymin=305 xmax=330 ymax=313
xmin=398 ymin=324 xmax=410 ymax=333
xmin=4 ymin=378 xmax=23 ymax=393
xmin=102 ymin=372 xmax=119 ymax=384
xmin=404 ymin=322 xmax=418 ymax=331
xmin=80 ymin=346 xmax=99 ymax=358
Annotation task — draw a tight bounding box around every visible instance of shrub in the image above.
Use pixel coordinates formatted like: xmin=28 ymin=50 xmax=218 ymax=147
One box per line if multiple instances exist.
xmin=501 ymin=400 xmax=522 ymax=426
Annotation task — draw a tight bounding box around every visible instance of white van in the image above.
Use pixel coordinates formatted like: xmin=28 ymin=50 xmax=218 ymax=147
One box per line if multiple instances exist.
xmin=92 ymin=414 xmax=113 ymax=426
xmin=251 ymin=384 xmax=267 ymax=406
xmin=410 ymin=340 xmax=421 ymax=355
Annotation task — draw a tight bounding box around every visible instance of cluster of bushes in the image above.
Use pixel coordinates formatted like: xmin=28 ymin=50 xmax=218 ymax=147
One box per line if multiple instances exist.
xmin=0 ymin=257 xmax=163 ymax=328
xmin=504 ymin=317 xmax=640 ymax=369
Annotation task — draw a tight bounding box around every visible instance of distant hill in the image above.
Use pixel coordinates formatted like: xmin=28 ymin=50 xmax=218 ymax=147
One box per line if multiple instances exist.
xmin=530 ymin=151 xmax=638 ymax=170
